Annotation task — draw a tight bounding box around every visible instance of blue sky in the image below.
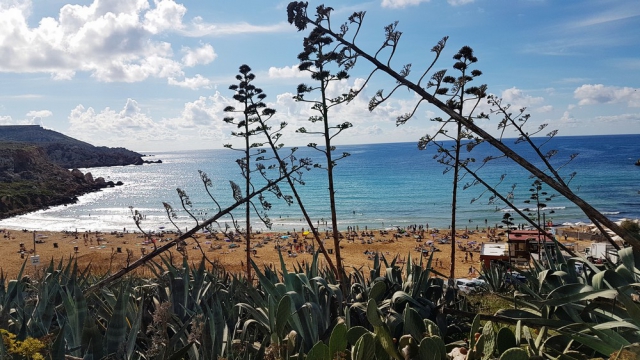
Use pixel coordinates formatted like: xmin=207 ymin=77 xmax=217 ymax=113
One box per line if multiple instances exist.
xmin=0 ymin=0 xmax=639 ymax=151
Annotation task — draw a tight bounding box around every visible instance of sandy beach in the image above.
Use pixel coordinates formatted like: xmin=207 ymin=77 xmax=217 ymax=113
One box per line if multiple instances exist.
xmin=0 ymin=226 xmax=593 ymax=280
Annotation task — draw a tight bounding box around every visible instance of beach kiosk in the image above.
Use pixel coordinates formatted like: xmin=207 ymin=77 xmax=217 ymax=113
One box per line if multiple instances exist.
xmin=479 ymin=243 xmax=509 ymax=268
xmin=507 ymin=229 xmax=554 ymax=265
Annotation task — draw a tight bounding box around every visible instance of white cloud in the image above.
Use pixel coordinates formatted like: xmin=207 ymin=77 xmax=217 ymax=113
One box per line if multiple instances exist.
xmin=172 ymin=94 xmax=227 ymax=127
xmin=168 ymin=74 xmax=212 ymax=89
xmin=0 ymin=0 xmax=187 ymax=82
xmin=559 ymin=111 xmax=576 ymax=125
xmin=536 ymin=105 xmax=553 ymax=113
xmin=381 ymin=0 xmax=473 ymax=8
xmin=595 ymin=113 xmax=640 ymax=123
xmin=143 ymin=0 xmax=186 ymax=34
xmin=51 ymin=70 xmax=76 ymax=80
xmin=574 ymin=84 xmax=640 ymax=107
xmin=181 ymin=43 xmax=216 ymax=67
xmin=0 ymin=0 xmax=275 ymax=84
xmin=26 ymin=110 xmax=53 ymax=118
xmin=0 ymin=115 xmax=15 ymax=125
xmin=67 ymin=98 xmax=169 ymax=144
xmin=501 ymin=87 xmax=544 ymax=108
xmin=183 ymin=17 xmax=290 ymax=37
xmin=0 ymin=112 xmax=46 ymax=125
xmin=447 ymin=0 xmax=474 ymax=5
xmin=381 ymin=0 xmax=431 ymax=9
xmin=568 ymin=5 xmax=640 ymax=28
xmin=268 ymin=65 xmax=308 ymax=79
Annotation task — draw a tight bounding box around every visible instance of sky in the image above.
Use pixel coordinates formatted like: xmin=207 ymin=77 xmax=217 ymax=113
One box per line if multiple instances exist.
xmin=0 ymin=0 xmax=639 ymax=152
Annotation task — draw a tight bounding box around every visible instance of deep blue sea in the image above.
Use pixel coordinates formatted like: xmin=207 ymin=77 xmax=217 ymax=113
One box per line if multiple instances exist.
xmin=2 ymin=134 xmax=639 ymax=233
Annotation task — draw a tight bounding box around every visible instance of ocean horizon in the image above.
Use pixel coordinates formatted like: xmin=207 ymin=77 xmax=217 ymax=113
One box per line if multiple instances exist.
xmin=2 ymin=134 xmax=639 ymax=233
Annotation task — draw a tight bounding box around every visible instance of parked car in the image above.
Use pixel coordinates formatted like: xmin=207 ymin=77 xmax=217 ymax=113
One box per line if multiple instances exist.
xmin=504 ymin=271 xmax=527 ymax=284
xmin=455 ymin=278 xmax=488 ymax=295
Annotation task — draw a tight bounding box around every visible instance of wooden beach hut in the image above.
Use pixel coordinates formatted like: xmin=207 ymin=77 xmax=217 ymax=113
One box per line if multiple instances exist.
xmin=507 ymin=229 xmax=554 ymax=265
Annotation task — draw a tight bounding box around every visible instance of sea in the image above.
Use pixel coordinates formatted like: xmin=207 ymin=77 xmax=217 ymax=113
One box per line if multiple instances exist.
xmin=1 ymin=134 xmax=639 ymax=233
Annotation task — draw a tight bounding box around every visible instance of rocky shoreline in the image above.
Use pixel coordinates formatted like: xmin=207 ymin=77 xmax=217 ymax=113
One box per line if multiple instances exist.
xmin=0 ymin=143 xmax=130 ymax=219
xmin=0 ymin=125 xmax=164 ymax=219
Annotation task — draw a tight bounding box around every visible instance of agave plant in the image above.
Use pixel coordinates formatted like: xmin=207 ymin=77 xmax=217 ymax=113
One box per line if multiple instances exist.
xmin=487 ymin=241 xmax=640 ymax=358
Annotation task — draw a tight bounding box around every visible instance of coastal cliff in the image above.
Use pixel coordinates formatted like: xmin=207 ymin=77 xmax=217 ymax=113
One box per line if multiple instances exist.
xmin=0 ymin=125 xmax=148 ymax=218
xmin=0 ymin=125 xmax=145 ymax=168
xmin=0 ymin=143 xmax=122 ymax=219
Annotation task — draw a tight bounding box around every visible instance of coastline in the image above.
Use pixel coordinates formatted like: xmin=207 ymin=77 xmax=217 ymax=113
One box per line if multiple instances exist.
xmin=3 ymin=135 xmax=640 ymax=233
xmin=0 ymin=225 xmax=593 ymax=280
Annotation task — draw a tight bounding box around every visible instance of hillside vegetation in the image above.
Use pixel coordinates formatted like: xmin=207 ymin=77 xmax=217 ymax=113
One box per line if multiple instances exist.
xmin=0 ymin=142 xmax=122 ymax=219
xmin=0 ymin=125 xmax=144 ymax=168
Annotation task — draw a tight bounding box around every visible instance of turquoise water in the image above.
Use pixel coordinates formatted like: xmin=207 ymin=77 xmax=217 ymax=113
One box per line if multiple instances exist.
xmin=2 ymin=134 xmax=639 ymax=232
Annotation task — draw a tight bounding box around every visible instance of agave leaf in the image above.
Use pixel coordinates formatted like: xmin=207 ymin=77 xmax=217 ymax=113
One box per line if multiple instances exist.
xmin=561 ymin=330 xmax=619 ymax=356
xmin=618 ymin=247 xmax=635 ymax=276
xmin=168 ymin=343 xmax=194 ymax=360
xmin=250 ymin=260 xmax=280 ymax=299
xmin=592 ymin=270 xmax=607 ymax=290
xmin=522 ymin=326 xmax=537 ymax=355
xmin=60 ymin=281 xmax=85 ymax=356
xmin=125 ymin=295 xmax=145 ymax=360
xmin=536 ymin=269 xmax=550 ymax=293
xmin=543 ymin=288 xmax=618 ymax=307
xmin=81 ymin=310 xmax=104 ymax=359
xmin=50 ymin=327 xmax=66 ymax=360
xmin=32 ymin=273 xmax=59 ymax=337
xmin=286 ymin=291 xmax=316 ymax=351
xmin=105 ymin=283 xmax=129 ymax=356
xmin=236 ymin=303 xmax=269 ymax=331
xmin=268 ymin=295 xmax=277 ymax=340
xmin=614 ymin=265 xmax=635 ymax=286
xmin=534 ymin=326 xmax=547 ymax=355
xmin=202 ymin=298 xmax=226 ymax=358
xmin=405 ymin=252 xmax=413 ymax=279
xmin=615 ymin=290 xmax=640 ymax=327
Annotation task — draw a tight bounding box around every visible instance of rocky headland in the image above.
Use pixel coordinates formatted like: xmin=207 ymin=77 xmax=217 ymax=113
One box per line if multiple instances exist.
xmin=0 ymin=125 xmax=158 ymax=219
xmin=0 ymin=125 xmax=146 ymax=168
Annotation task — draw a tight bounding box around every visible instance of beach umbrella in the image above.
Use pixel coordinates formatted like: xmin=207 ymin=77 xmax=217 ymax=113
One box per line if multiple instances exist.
xmin=303 ymin=231 xmax=310 ymax=236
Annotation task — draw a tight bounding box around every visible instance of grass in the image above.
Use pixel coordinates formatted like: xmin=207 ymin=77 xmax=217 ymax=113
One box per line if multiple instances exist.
xmin=0 ymin=181 xmax=57 ymax=197
xmin=467 ymin=292 xmax=514 ymax=315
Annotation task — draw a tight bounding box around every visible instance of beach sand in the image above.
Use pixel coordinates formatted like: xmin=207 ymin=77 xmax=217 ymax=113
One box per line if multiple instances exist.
xmin=0 ymin=227 xmax=591 ymax=280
